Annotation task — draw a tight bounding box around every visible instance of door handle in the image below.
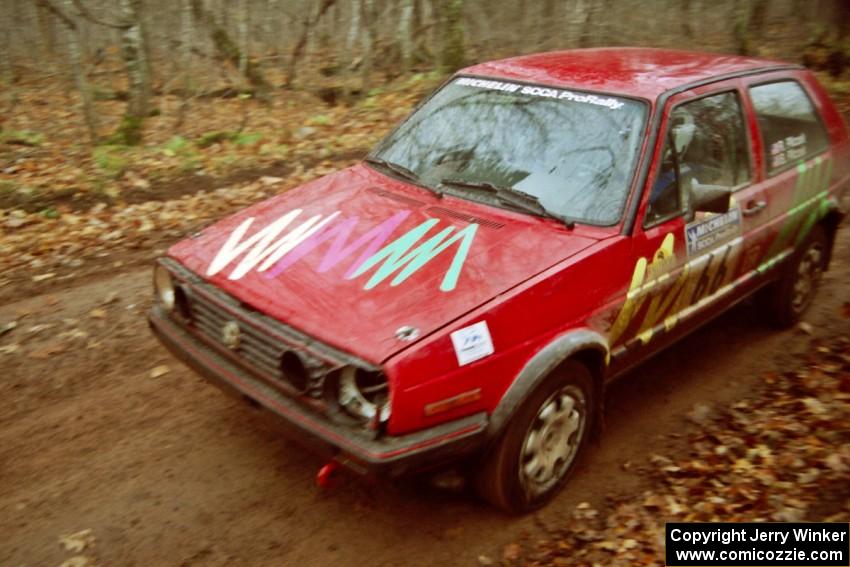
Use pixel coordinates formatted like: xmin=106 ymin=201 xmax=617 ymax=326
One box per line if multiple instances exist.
xmin=742 ymin=200 xmax=767 ymax=217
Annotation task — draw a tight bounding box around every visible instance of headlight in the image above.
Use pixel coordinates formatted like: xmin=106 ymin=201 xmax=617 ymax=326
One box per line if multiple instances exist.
xmin=154 ymin=265 xmax=175 ymax=312
xmin=338 ymin=366 xmax=390 ymax=424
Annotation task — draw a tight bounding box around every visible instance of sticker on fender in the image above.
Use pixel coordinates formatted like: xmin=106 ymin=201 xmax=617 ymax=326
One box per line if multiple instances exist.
xmin=451 ymin=321 xmax=495 ymax=366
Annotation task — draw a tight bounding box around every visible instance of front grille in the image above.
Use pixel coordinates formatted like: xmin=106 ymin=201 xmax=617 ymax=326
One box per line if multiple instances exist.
xmin=190 ymin=290 xmax=288 ymax=383
xmin=159 ymin=258 xmax=378 ymax=398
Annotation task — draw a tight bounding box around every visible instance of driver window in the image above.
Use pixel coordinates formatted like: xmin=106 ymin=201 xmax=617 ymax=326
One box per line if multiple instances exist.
xmin=646 ymin=91 xmax=750 ymax=224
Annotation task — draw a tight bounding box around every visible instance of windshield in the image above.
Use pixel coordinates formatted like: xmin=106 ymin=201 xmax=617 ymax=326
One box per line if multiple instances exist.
xmin=371 ymin=77 xmax=648 ymax=225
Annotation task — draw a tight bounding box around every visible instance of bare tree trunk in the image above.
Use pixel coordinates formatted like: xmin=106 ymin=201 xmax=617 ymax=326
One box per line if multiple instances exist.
xmin=139 ymin=2 xmax=155 ymax=89
xmin=822 ymin=0 xmax=849 ymax=77
xmin=238 ymin=0 xmax=249 ymax=84
xmin=115 ymin=0 xmax=152 ymax=145
xmin=681 ymin=0 xmax=693 ymax=39
xmin=359 ymin=0 xmax=375 ymax=90
xmin=285 ymin=0 xmax=336 ymax=88
xmin=0 ymin=1 xmax=13 ymax=88
xmin=181 ymin=0 xmax=194 ymax=86
xmin=540 ymin=0 xmax=557 ymax=50
xmin=175 ymin=0 xmax=194 ymax=131
xmin=750 ymin=0 xmax=769 ymax=40
xmin=36 ymin=3 xmax=57 ymax=64
xmin=39 ymin=0 xmax=99 ymax=145
xmin=732 ymin=0 xmax=752 ymax=55
xmin=578 ymin=0 xmax=599 ymax=48
xmin=399 ymin=0 xmax=414 ymax=72
xmin=346 ymin=0 xmax=361 ymax=53
xmin=190 ymin=0 xmax=271 ymax=98
xmin=514 ymin=0 xmax=526 ymax=50
xmin=438 ymin=0 xmax=465 ymax=72
xmin=412 ymin=0 xmax=424 ymax=48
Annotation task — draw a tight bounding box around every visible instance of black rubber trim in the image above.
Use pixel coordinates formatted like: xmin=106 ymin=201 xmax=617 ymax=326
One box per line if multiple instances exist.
xmin=487 ymin=329 xmax=608 ymax=439
xmin=148 ymin=307 xmax=488 ymax=478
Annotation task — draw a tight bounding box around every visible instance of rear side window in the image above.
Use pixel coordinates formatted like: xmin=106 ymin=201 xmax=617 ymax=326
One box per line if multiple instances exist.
xmin=749 ymin=81 xmax=829 ymax=175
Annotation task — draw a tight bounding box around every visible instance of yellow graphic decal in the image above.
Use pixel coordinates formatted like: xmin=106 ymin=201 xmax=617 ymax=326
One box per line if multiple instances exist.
xmin=611 ymin=232 xmax=743 ymax=349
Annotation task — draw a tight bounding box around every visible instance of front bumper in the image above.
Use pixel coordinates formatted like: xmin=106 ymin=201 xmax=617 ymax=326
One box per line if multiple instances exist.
xmin=148 ymin=306 xmax=489 ymax=478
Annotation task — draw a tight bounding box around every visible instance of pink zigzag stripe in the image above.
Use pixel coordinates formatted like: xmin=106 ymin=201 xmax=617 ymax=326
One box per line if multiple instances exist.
xmin=264 ymin=209 xmax=412 ymax=278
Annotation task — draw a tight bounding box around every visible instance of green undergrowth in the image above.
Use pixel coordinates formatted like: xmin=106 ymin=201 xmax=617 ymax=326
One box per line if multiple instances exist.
xmin=0 ymin=129 xmax=46 ymax=146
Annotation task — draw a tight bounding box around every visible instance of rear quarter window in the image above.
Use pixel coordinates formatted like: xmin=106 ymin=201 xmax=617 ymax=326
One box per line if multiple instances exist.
xmin=749 ymin=80 xmax=829 ymax=175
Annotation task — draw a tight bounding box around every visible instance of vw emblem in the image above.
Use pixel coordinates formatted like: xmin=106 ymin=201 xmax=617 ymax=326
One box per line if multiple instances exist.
xmin=395 ymin=325 xmax=420 ymax=342
xmin=221 ymin=321 xmax=241 ymax=350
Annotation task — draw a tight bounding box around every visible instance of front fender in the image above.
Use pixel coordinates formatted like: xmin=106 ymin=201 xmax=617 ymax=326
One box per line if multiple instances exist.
xmin=486 ymin=328 xmax=609 ymax=440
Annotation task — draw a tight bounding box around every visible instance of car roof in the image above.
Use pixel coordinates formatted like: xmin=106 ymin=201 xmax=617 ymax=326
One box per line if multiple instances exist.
xmin=461 ymin=47 xmax=797 ymax=100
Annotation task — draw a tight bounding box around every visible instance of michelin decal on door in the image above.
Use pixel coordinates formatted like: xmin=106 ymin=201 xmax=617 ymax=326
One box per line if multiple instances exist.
xmin=685 ymin=207 xmax=742 ymax=256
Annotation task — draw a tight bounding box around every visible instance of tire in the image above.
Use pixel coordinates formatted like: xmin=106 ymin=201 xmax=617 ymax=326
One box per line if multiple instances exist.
xmin=474 ymin=360 xmax=594 ymax=513
xmin=757 ymin=224 xmax=828 ymax=328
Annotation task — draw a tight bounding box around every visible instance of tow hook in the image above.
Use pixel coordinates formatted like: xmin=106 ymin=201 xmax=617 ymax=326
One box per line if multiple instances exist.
xmin=316 ymin=461 xmax=340 ymax=489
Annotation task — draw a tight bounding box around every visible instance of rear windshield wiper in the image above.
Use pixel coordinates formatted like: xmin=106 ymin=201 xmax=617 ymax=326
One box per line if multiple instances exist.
xmin=364 ymin=156 xmax=420 ymax=184
xmin=440 ymin=178 xmax=575 ymax=229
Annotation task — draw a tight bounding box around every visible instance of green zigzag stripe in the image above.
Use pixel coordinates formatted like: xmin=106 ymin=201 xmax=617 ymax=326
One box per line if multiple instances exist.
xmin=757 ymin=156 xmax=831 ymax=274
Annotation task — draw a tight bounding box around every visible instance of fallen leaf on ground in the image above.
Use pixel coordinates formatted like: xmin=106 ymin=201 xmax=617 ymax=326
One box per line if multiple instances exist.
xmin=801 ymin=397 xmax=828 ymax=415
xmin=88 ymin=308 xmax=108 ymax=319
xmin=502 ymin=542 xmax=522 ymax=562
xmin=29 ymin=342 xmax=68 ymax=359
xmin=507 ymin=334 xmax=850 ymax=566
xmin=59 ymin=329 xmax=89 ymax=341
xmin=687 ymin=402 xmax=713 ymax=425
xmin=32 ymin=272 xmax=56 ymax=282
xmin=59 ymin=528 xmax=94 ymax=553
xmin=260 ymin=175 xmax=284 ymax=185
xmin=824 ymin=453 xmax=847 ymax=472
xmin=59 ymin=556 xmax=91 ymax=567
xmin=0 ymin=321 xmax=17 ymax=336
xmin=150 ymin=365 xmax=170 ymax=378
xmin=27 ymin=323 xmax=56 ymax=335
xmin=0 ymin=344 xmax=20 ymax=355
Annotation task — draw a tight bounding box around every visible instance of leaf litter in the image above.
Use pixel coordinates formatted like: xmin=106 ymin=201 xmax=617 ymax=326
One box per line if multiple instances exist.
xmin=502 ymin=335 xmax=850 ymax=566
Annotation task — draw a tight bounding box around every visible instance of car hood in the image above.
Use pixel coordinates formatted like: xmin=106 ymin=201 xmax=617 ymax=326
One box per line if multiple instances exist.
xmin=168 ymin=164 xmax=599 ymax=364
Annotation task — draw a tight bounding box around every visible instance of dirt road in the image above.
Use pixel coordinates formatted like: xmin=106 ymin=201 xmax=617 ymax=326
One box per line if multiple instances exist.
xmin=2 ymin=228 xmax=848 ymax=567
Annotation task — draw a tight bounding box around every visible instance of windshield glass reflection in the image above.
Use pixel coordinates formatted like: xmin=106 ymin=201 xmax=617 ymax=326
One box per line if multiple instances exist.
xmin=372 ymin=77 xmax=648 ymax=225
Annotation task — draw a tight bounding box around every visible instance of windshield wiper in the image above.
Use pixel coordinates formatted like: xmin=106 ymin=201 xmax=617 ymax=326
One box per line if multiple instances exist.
xmin=364 ymin=156 xmax=420 ymax=184
xmin=439 ymin=178 xmax=575 ymax=229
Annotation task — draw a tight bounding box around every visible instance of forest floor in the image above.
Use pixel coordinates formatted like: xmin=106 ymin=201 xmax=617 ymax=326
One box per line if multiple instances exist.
xmin=0 ymin=217 xmax=847 ymax=567
xmin=1 ymin=69 xmax=849 ymax=566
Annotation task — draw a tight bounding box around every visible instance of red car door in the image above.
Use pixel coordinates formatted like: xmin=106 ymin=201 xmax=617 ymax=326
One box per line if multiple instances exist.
xmin=610 ymin=81 xmax=768 ymax=369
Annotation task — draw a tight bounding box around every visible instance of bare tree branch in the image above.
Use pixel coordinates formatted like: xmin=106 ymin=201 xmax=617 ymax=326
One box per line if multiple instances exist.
xmin=70 ymin=0 xmax=129 ymax=29
xmin=285 ymin=0 xmax=337 ymax=87
xmin=33 ymin=0 xmax=76 ymax=31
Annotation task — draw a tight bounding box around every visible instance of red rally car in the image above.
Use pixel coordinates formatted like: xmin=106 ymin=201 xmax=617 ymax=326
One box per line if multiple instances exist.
xmin=149 ymin=48 xmax=849 ymax=512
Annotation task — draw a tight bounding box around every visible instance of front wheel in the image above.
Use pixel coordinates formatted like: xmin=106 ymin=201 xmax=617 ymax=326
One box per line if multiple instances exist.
xmin=757 ymin=225 xmax=828 ymax=327
xmin=475 ymin=360 xmax=594 ymax=513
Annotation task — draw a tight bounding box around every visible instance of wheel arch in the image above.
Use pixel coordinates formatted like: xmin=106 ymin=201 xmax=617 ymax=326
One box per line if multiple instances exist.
xmin=486 ymin=329 xmax=609 ymax=442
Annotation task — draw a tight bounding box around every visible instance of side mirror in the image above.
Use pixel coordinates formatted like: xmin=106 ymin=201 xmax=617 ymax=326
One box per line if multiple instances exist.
xmin=690 ymin=181 xmax=732 ymax=214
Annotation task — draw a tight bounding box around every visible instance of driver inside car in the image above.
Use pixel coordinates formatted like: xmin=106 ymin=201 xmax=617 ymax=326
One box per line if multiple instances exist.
xmin=648 ymin=111 xmax=698 ymax=221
